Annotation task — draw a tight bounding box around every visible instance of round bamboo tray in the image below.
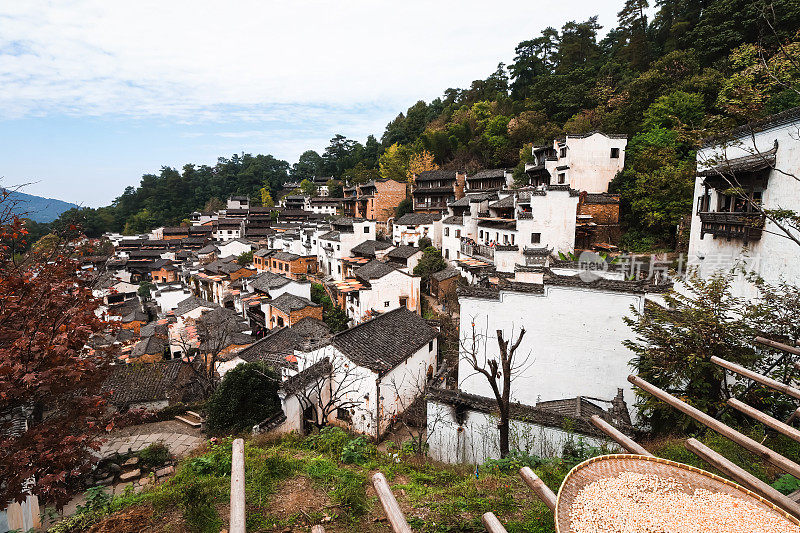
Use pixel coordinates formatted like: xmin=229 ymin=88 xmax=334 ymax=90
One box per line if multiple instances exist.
xmin=554 ymin=454 xmax=800 ymax=532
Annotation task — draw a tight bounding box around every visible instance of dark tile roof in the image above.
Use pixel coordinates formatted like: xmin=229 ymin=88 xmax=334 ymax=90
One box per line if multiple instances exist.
xmin=291 ymin=317 xmax=331 ymax=345
xmin=198 ymin=244 xmax=219 ymax=254
xmin=701 ymin=106 xmax=800 ymax=147
xmin=270 ymin=293 xmax=320 ymax=314
xmin=353 ymin=259 xmax=396 ymax=281
xmin=698 ymin=145 xmax=778 ymax=177
xmin=103 ymin=361 xmax=185 ymax=406
xmin=331 ymin=307 xmax=437 ymax=375
xmin=395 ymin=213 xmax=441 ymax=225
xmin=131 ymin=335 xmax=168 ymax=357
xmin=282 ymin=358 xmax=332 ymax=395
xmin=468 ymin=169 xmax=506 ymax=180
xmin=122 ymin=310 xmax=149 ymax=323
xmin=254 ymin=248 xmax=274 ymax=258
xmin=271 ymin=251 xmax=301 ymax=262
xmin=248 ymin=271 xmax=292 ymax=292
xmin=387 ymin=245 xmax=420 ymax=259
xmin=427 ymin=388 xmax=604 ymax=438
xmin=583 ymin=193 xmax=620 ymax=205
xmin=351 ymin=240 xmax=392 ymax=257
xmin=415 ymin=170 xmax=457 ymax=182
xmin=442 ymin=216 xmax=463 ymax=225
xmin=431 ymin=267 xmax=460 ymax=282
xmin=318 ymin=231 xmax=340 ymax=242
xmin=175 ymin=295 xmax=216 ymax=316
xmin=233 ymin=327 xmax=301 ymax=368
xmin=489 ymin=195 xmax=515 ymax=209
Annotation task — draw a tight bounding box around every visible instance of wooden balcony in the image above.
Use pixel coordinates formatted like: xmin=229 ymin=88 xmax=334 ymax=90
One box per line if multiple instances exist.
xmin=699 ymin=212 xmax=765 ymax=243
xmin=461 ymin=242 xmax=494 ymax=261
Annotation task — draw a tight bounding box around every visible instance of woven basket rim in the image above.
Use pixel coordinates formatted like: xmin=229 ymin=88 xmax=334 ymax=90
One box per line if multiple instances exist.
xmin=554 ymin=454 xmax=800 ymax=532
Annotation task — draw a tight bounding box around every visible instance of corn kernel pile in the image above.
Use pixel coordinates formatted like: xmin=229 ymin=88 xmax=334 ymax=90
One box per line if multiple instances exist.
xmin=569 ymin=471 xmax=800 ymax=533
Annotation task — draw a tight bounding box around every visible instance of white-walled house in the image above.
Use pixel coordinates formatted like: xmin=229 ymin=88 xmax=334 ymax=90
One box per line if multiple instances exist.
xmin=528 ymin=132 xmax=627 ymax=193
xmin=217 ymin=238 xmax=255 ymax=259
xmin=150 ymin=283 xmax=193 ymax=314
xmin=334 ymin=260 xmax=421 ymax=323
xmin=688 ymin=107 xmax=800 ymax=300
xmin=300 ymin=308 xmax=438 ymax=439
xmin=392 ymin=213 xmax=442 ymax=248
xmin=317 ymin=218 xmax=377 ymax=280
xmin=426 ymin=268 xmax=668 ymax=463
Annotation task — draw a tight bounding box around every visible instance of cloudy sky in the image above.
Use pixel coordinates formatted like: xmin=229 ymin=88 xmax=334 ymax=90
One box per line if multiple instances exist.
xmin=0 ymin=1 xmax=622 ymax=207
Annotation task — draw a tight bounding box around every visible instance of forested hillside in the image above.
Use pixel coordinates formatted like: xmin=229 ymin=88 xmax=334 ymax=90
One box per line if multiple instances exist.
xmin=60 ymin=0 xmax=800 ymax=249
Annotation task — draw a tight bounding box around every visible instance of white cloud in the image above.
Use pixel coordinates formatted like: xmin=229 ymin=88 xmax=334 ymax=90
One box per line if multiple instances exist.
xmin=0 ymin=0 xmax=622 ymax=121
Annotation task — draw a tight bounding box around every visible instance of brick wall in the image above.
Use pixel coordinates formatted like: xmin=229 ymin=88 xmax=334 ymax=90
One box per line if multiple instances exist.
xmin=578 ymin=202 xmax=619 ymax=225
xmin=372 ymin=180 xmax=407 ymax=221
xmin=289 ymin=304 xmax=323 ymax=324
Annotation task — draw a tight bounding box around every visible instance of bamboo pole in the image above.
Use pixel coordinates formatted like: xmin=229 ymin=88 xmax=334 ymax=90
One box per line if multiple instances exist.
xmin=481 ymin=512 xmax=508 ymax=533
xmin=787 ymin=407 xmax=800 ymax=425
xmin=710 ymin=356 xmax=800 ymax=401
xmin=372 ymin=472 xmax=412 ymax=533
xmin=728 ymin=398 xmax=800 ymax=443
xmin=628 ymin=375 xmax=800 ymax=479
xmin=590 ymin=415 xmax=653 ymax=456
xmin=685 ymin=438 xmax=800 ymax=518
xmin=755 ymin=336 xmax=800 ymax=357
xmin=230 ymin=438 xmax=246 ymax=533
xmin=519 ymin=467 xmax=556 ymax=512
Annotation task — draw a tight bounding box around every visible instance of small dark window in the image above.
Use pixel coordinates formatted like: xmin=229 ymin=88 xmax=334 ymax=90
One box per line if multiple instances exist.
xmin=559 ymin=147 xmax=567 ymax=158
xmin=610 ymin=147 xmax=620 ymax=158
xmin=336 ymin=408 xmax=352 ymax=422
xmin=455 ymin=229 xmax=461 ymax=238
xmin=429 ymin=340 xmax=434 ymax=351
xmin=384 ymin=301 xmax=390 ymax=307
xmin=444 ymin=227 xmax=449 ymax=237
xmin=444 ymin=249 xmax=449 ymax=259
xmin=364 ymin=226 xmax=369 ymax=233
xmin=558 ymin=173 xmax=566 ymax=184
xmin=531 ymin=233 xmax=541 ymax=244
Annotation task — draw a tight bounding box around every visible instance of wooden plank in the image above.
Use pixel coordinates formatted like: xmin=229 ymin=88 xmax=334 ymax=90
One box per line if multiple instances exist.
xmin=590 ymin=415 xmax=653 ymax=456
xmin=481 ymin=512 xmax=508 ymax=533
xmin=230 ymin=438 xmax=246 ymax=533
xmin=519 ymin=466 xmax=556 ymax=512
xmin=710 ymin=356 xmax=800 ymax=401
xmin=755 ymin=336 xmax=800 ymax=357
xmin=372 ymin=472 xmax=412 ymax=533
xmin=628 ymin=375 xmax=800 ymax=479
xmin=685 ymin=438 xmax=800 ymax=518
xmin=728 ymin=398 xmax=800 ymax=443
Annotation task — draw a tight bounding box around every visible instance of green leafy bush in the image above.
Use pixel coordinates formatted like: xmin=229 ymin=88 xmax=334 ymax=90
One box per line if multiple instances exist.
xmin=772 ymin=474 xmax=800 ymax=495
xmin=304 ymin=426 xmax=351 ymax=455
xmin=206 ymin=362 xmax=281 ymax=435
xmin=138 ymin=443 xmax=172 ymax=468
xmin=341 ymin=436 xmax=376 ymax=465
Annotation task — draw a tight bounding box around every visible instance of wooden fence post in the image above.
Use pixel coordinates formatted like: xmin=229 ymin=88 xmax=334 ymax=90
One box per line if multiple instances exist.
xmin=519 ymin=467 xmax=556 ymax=512
xmin=230 ymin=438 xmax=246 ymax=533
xmin=481 ymin=512 xmax=508 ymax=533
xmin=372 ymin=472 xmax=412 ymax=533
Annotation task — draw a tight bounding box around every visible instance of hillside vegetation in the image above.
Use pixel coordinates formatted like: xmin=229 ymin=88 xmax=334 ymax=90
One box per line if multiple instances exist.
xmin=54 ymin=1 xmax=800 ymax=250
xmin=51 ymin=426 xmax=800 ymax=533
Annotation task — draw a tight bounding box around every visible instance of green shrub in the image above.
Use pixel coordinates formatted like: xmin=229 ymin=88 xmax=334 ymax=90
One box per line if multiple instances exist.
xmin=773 ymin=474 xmax=800 ymax=495
xmin=138 ymin=443 xmax=172 ymax=468
xmin=304 ymin=426 xmax=351 ymax=455
xmin=341 ymin=436 xmax=376 ymax=465
xmin=206 ymin=362 xmax=281 ymax=435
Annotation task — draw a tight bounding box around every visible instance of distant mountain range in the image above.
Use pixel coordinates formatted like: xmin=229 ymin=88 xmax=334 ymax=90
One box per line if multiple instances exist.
xmin=3 ymin=189 xmax=79 ymax=223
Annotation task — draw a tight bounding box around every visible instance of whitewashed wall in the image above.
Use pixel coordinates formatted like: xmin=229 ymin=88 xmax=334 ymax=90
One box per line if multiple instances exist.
xmin=426 ymin=400 xmax=607 ymax=464
xmin=545 ymin=133 xmax=627 ymax=193
xmin=687 ymin=121 xmax=800 ymax=301
xmin=458 ymin=286 xmax=647 ymax=420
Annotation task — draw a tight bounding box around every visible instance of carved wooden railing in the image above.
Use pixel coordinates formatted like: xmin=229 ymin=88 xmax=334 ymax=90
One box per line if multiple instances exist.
xmin=699 ymin=211 xmax=765 ymax=242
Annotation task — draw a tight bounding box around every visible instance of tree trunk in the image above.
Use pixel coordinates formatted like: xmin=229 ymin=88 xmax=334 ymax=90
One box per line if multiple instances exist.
xmin=498 ymin=415 xmax=510 ymax=458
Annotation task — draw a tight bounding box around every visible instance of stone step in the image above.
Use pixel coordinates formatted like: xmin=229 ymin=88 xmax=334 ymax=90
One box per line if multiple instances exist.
xmin=174 ymin=415 xmax=202 ymax=428
xmin=186 ymin=411 xmax=204 ymax=420
xmin=119 ymin=469 xmax=141 ymax=482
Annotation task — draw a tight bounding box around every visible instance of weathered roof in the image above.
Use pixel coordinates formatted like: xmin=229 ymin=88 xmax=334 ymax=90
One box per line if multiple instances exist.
xmin=248 ymin=271 xmax=292 ymax=292
xmin=431 ymin=267 xmax=460 ymax=282
xmin=353 ymin=259 xmax=396 ymax=281
xmin=270 ymin=293 xmax=320 ymax=314
xmin=234 ymin=327 xmax=301 ymax=367
xmin=583 ymin=193 xmax=620 ymax=205
xmin=254 ymin=248 xmax=274 ymax=258
xmin=318 ymin=231 xmax=340 ymax=242
xmin=387 ymin=245 xmax=420 ymax=259
xmin=468 ymin=169 xmax=506 ymax=181
xmin=121 ymin=310 xmax=149 ymax=323
xmin=282 ymin=358 xmax=332 ymax=395
xmin=442 ymin=216 xmax=463 ymax=225
xmin=489 ymin=195 xmax=516 ymax=209
xmin=697 ymin=145 xmax=778 ymax=177
xmin=271 ymin=251 xmax=301 ymax=262
xmin=415 ymin=170 xmax=457 ymax=182
xmin=175 ymin=295 xmax=216 ymax=316
xmin=198 ymin=244 xmax=219 ymax=254
xmin=131 ymin=335 xmax=168 ymax=357
xmin=351 ymin=240 xmax=392 ymax=257
xmin=395 ymin=213 xmax=441 ymax=225
xmin=331 ymin=307 xmax=438 ymax=375
xmin=291 ymin=317 xmax=331 ymax=345
xmin=103 ymin=361 xmax=184 ymax=406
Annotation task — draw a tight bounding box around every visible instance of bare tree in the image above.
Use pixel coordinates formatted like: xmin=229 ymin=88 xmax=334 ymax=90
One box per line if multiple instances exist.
xmin=460 ymin=321 xmax=531 ymax=458
xmin=383 ymin=367 xmax=448 ymax=455
xmin=173 ymin=306 xmax=249 ymax=398
xmin=291 ymin=353 xmax=366 ymax=431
